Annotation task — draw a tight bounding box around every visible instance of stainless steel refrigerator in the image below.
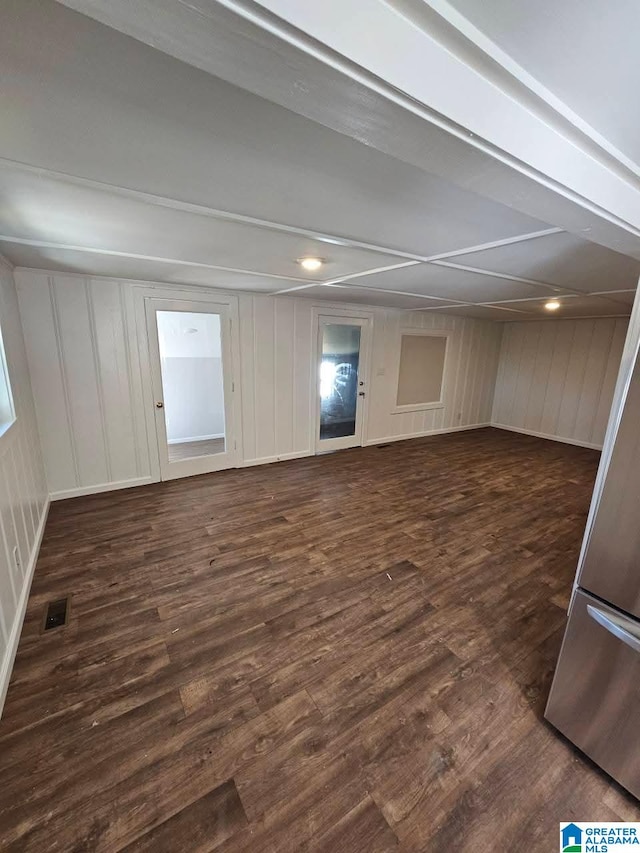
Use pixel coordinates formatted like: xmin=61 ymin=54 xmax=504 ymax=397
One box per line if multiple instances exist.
xmin=546 ymin=303 xmax=640 ymax=798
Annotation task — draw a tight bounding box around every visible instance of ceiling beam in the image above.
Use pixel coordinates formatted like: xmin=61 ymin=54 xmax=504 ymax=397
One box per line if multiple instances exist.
xmin=56 ymin=0 xmax=640 ymax=259
xmin=418 ymin=0 xmax=640 ymax=181
xmin=231 ymin=0 xmax=640 ymax=231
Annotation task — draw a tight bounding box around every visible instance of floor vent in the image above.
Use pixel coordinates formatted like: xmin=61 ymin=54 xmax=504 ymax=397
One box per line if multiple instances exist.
xmin=42 ymin=597 xmax=70 ymax=632
xmin=377 ymin=444 xmax=392 ymax=449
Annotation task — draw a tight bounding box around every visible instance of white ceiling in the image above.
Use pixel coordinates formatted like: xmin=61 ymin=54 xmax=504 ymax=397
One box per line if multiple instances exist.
xmin=0 ymin=0 xmax=638 ymax=321
xmin=446 ymin=0 xmax=640 ymax=166
xmin=454 ymin=231 xmax=640 ymax=294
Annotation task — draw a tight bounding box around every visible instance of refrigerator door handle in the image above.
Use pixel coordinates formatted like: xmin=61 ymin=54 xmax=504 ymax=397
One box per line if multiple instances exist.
xmin=587 ymin=604 xmax=640 ymax=654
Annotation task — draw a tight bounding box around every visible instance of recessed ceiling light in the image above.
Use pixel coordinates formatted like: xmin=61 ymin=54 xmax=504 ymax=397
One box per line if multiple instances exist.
xmin=545 ymin=299 xmax=561 ymax=311
xmin=297 ymin=257 xmax=324 ymax=272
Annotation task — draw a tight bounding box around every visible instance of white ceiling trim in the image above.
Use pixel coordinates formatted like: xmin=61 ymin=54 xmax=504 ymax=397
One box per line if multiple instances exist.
xmin=504 ymin=314 xmax=631 ymax=322
xmin=212 ymin=0 xmax=640 ymax=233
xmin=0 ymin=157 xmax=566 ymax=267
xmin=319 ymin=282 xmax=465 ymax=303
xmin=54 ymin=0 xmax=640 ymax=261
xmin=430 ymin=259 xmax=580 ymax=294
xmin=274 ymin=261 xmax=421 ymax=294
xmin=486 ymin=290 xmax=637 ymax=307
xmin=274 ymin=228 xmax=569 ymax=293
xmin=0 ymin=156 xmax=426 ymax=263
xmin=410 ymin=302 xmax=529 ymax=313
xmin=420 ymin=0 xmax=640 ymax=181
xmin=421 ymin=226 xmax=564 ymax=261
xmin=0 ymin=235 xmax=309 ymax=284
xmin=3 ymin=233 xmax=634 ymax=310
xmin=11 ymin=261 xmax=633 ymax=322
xmin=282 ymin=253 xmax=583 ymax=299
xmin=486 ymin=293 xmax=584 ymax=306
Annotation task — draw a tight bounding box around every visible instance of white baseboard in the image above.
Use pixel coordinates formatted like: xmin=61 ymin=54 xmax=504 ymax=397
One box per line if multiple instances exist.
xmin=51 ymin=475 xmax=156 ymax=501
xmin=364 ymin=422 xmax=491 ymax=446
xmin=243 ymin=425 xmax=493 ymax=464
xmin=167 ymin=433 xmax=225 ymax=445
xmin=52 ymin=422 xmax=595 ymax=501
xmin=0 ymin=496 xmax=50 ymax=717
xmin=490 ymin=423 xmax=603 ymax=450
xmin=241 ymin=449 xmax=312 ymax=468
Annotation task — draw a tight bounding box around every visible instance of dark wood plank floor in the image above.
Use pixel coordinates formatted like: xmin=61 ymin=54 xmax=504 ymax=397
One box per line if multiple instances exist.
xmin=1 ymin=427 xmax=638 ymax=851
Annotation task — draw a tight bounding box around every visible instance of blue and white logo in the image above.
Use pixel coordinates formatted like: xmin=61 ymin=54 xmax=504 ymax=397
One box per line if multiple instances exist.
xmin=562 ymin=823 xmax=583 ymax=852
xmin=560 ymin=823 xmax=640 ymax=852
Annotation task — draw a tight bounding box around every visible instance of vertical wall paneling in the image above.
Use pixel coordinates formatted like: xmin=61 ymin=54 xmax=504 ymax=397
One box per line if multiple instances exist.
xmin=0 ymin=470 xmax=19 ymax=635
xmin=16 ymin=277 xmax=77 ymax=491
xmin=237 ymin=294 xmax=257 ymax=463
xmin=274 ymin=297 xmax=293 ymax=456
xmin=365 ymin=311 xmax=503 ymax=445
xmin=119 ymin=284 xmax=144 ymax=478
xmin=16 ymin=269 xmax=504 ymax=493
xmin=90 ymin=280 xmax=137 ymax=482
xmin=253 ymin=296 xmax=276 ymax=462
xmin=130 ymin=282 xmax=161 ymax=485
xmin=492 ymin=318 xmax=629 ymax=449
xmin=572 ymin=320 xmax=614 ymax=442
xmin=242 ymin=297 xmax=322 ymax=466
xmin=52 ymin=276 xmax=110 ymax=487
xmin=293 ymin=300 xmax=314 ymax=455
xmin=591 ymin=320 xmax=629 ymax=443
xmin=555 ymin=321 xmax=595 ymax=440
xmin=17 ymin=272 xmax=157 ymax=498
xmin=0 ymin=258 xmax=48 ymax=714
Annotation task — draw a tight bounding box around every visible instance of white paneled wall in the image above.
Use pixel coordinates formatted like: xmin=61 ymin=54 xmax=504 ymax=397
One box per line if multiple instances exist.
xmin=238 ymin=294 xmax=315 ymax=465
xmin=0 ymin=259 xmax=48 ymax=711
xmin=17 ymin=273 xmax=154 ymax=498
xmin=492 ymin=318 xmax=629 ymax=449
xmin=367 ymin=310 xmax=502 ymax=443
xmin=16 ymin=270 xmax=504 ymax=496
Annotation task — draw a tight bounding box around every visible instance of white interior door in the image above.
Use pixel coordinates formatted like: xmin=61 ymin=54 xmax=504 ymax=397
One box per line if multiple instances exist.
xmin=145 ymin=297 xmax=239 ymax=480
xmin=315 ymin=315 xmax=370 ymax=452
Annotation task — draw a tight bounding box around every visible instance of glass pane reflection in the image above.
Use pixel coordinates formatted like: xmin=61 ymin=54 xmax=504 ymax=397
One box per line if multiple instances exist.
xmin=319 ymin=324 xmax=361 ymax=441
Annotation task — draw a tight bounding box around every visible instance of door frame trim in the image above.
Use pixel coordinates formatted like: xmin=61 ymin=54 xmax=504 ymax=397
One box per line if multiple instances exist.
xmin=310 ymin=306 xmax=374 ymax=454
xmin=133 ymin=284 xmax=243 ymax=482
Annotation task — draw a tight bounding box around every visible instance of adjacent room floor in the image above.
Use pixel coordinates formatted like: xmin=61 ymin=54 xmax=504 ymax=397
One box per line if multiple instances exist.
xmin=1 ymin=428 xmax=638 ymax=851
xmin=168 ymin=437 xmax=226 ymax=462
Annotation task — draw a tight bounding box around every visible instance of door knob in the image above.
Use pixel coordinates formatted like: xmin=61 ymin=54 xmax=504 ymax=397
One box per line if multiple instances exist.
xmin=156 ymin=401 xmax=164 ymax=409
